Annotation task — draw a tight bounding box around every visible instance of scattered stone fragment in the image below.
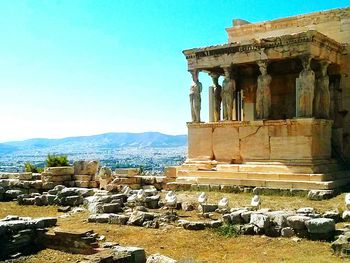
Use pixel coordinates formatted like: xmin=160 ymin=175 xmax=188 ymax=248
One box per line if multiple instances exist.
xmin=58 ymin=206 xmax=71 ymax=213
xmin=146 ymin=253 xmax=177 ymax=263
xmin=113 ymin=246 xmax=146 ymax=263
xmin=181 ymin=201 xmax=195 ymax=211
xmin=322 ymin=210 xmax=341 ymax=223
xmin=342 ymin=211 xmax=350 ymax=222
xmin=305 ymin=218 xmax=335 ymax=240
xmin=296 ymin=207 xmax=315 ymax=216
xmin=109 ymin=214 xmax=130 ymax=225
xmin=250 ymin=213 xmax=270 ymax=229
xmin=127 ymin=211 xmax=154 ymax=226
xmin=281 ymin=227 xmax=295 ymax=237
xmin=332 ymin=231 xmax=350 ymax=257
xmin=5 ymin=190 xmax=24 ymax=200
xmin=180 ymin=220 xmax=206 ymax=231
xmin=88 ymin=214 xmax=112 ymax=224
xmin=198 ymin=204 xmax=218 ymax=213
xmin=287 ymin=215 xmax=311 ymax=230
xmin=205 ymin=220 xmax=223 ymax=228
xmin=307 ymin=190 xmax=335 ymax=201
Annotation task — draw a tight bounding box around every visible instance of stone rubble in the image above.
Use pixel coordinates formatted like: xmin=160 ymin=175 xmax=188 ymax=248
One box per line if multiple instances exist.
xmin=0 ymin=215 xmax=57 ymax=260
xmin=2 ymin=163 xmax=350 ymax=259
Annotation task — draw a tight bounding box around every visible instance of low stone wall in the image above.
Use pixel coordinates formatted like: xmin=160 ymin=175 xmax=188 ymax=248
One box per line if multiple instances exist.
xmin=0 ymin=161 xmax=172 ymax=201
xmin=0 ymin=173 xmax=43 ymax=201
xmin=0 ymin=216 xmax=57 ymax=260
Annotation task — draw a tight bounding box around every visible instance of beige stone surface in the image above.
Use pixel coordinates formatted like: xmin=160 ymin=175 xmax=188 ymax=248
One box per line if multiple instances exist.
xmin=74 ymin=160 xmax=99 ymax=176
xmin=187 ymin=119 xmax=332 ymax=162
xmin=114 ymin=168 xmax=140 ymax=177
xmin=164 ymin=166 xmax=179 ymax=178
xmin=188 ymin=126 xmax=213 ymax=159
xmin=75 ymin=181 xmax=90 ymax=188
xmin=41 ymin=174 xmax=72 ymax=183
xmin=239 ymin=125 xmax=269 ymax=160
xmin=226 ymin=8 xmax=350 ymax=44
xmin=89 ymin=181 xmax=99 ymax=188
xmin=44 ymin=166 xmax=74 ymax=176
xmin=270 ymin=136 xmax=312 ymax=159
xmin=73 ymin=175 xmax=92 ymax=181
xmin=111 ymin=177 xmax=140 ymax=185
xmin=212 ymin=126 xmax=239 ymax=162
xmin=287 ymin=121 xmax=313 ymax=137
xmin=312 ymin=124 xmax=332 ymax=159
xmin=18 ymin=172 xmax=33 ymax=181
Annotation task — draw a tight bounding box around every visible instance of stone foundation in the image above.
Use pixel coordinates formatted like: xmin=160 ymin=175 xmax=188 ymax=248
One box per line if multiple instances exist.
xmin=173 ymin=119 xmax=350 ymax=190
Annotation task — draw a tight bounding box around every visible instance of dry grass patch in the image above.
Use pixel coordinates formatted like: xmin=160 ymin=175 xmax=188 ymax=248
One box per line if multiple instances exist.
xmin=0 ymin=192 xmax=348 ymax=263
xmin=0 ymin=201 xmax=62 ymax=219
xmin=176 ymin=191 xmax=346 ymax=213
xmin=57 ymin=212 xmax=343 ymax=263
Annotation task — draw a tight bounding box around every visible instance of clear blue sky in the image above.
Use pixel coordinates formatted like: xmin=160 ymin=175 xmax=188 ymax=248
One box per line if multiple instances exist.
xmin=0 ymin=0 xmax=348 ymax=142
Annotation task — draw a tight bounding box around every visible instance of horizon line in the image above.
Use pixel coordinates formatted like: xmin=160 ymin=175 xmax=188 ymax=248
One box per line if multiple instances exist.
xmin=0 ymin=131 xmax=188 ymax=144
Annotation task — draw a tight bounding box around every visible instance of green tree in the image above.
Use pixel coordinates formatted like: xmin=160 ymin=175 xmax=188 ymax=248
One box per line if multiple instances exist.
xmin=24 ymin=162 xmax=44 ymax=173
xmin=46 ymin=154 xmax=69 ymax=167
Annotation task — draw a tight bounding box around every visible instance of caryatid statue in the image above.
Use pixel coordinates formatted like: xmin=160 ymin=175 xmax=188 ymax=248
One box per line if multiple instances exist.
xmin=221 ymin=68 xmax=235 ymax=121
xmin=210 ymin=74 xmax=222 ymax=122
xmin=314 ymin=61 xmax=330 ymax=119
xmin=256 ymin=60 xmax=272 ymax=120
xmin=297 ymin=56 xmax=315 ymax=118
xmin=189 ymin=70 xmax=202 ymax=122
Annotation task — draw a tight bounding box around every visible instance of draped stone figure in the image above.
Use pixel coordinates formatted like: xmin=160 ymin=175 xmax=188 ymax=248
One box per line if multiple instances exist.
xmin=297 ymin=56 xmax=315 ymax=118
xmin=189 ymin=70 xmax=202 ymax=122
xmin=314 ymin=61 xmax=330 ymax=119
xmin=210 ymin=74 xmax=222 ymax=122
xmin=256 ymin=61 xmax=272 ymax=119
xmin=221 ymin=68 xmax=235 ymax=121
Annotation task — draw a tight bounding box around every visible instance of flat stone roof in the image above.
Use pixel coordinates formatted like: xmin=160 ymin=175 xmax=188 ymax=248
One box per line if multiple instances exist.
xmin=183 ymin=30 xmax=345 ymax=71
xmin=183 ymin=30 xmax=344 ymax=59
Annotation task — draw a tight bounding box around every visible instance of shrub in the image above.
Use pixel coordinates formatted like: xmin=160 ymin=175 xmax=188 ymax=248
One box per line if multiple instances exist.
xmin=24 ymin=162 xmax=39 ymax=173
xmin=46 ymin=154 xmax=69 ymax=167
xmin=214 ymin=224 xmax=240 ymax=238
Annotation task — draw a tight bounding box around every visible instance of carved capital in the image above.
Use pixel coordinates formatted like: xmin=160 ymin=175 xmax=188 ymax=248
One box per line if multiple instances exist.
xmin=189 ymin=69 xmax=199 ymax=82
xmin=319 ymin=60 xmax=330 ymax=76
xmin=223 ymin=67 xmax=230 ymax=78
xmin=257 ymin=60 xmax=269 ymax=74
xmin=300 ymin=55 xmax=313 ymax=69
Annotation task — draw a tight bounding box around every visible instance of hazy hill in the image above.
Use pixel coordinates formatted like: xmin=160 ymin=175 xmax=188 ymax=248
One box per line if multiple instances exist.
xmin=0 ymin=144 xmax=17 ymax=154
xmin=1 ymin=132 xmax=187 ymax=153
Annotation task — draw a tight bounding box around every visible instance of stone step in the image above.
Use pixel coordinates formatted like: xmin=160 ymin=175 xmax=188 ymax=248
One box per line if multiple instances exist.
xmin=176 ymin=170 xmax=350 ymax=182
xmin=216 ymin=163 xmax=344 ymax=174
xmin=175 ymin=176 xmax=350 ymax=190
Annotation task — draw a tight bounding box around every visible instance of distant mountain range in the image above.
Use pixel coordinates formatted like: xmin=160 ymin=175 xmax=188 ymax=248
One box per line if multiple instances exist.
xmin=0 ymin=132 xmax=187 ymax=154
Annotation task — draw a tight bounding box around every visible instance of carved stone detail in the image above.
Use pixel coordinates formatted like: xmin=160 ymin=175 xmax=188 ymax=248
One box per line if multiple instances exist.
xmin=221 ymin=68 xmax=235 ymax=121
xmin=314 ymin=61 xmax=330 ymax=119
xmin=210 ymin=74 xmax=222 ymax=122
xmin=255 ymin=61 xmax=272 ymax=120
xmin=189 ymin=70 xmax=202 ymax=122
xmin=296 ymin=56 xmax=315 ymax=118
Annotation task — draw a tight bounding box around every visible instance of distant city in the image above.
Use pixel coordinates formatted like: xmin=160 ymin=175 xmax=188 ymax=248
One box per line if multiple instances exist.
xmin=0 ymin=132 xmax=187 ymax=173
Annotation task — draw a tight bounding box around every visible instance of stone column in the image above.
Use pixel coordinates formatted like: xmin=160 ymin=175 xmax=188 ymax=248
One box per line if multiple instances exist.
xmin=221 ymin=67 xmax=235 ymax=121
xmin=209 ymin=86 xmax=214 ymax=122
xmin=255 ymin=60 xmax=272 ymax=120
xmin=189 ymin=70 xmax=202 ymax=123
xmin=209 ymin=73 xmax=222 ymax=122
xmin=314 ymin=60 xmax=330 ymax=119
xmin=296 ymin=56 xmax=315 ymax=118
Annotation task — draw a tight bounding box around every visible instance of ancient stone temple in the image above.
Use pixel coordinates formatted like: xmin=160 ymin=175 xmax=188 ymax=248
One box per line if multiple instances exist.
xmin=174 ymin=7 xmax=350 ymax=190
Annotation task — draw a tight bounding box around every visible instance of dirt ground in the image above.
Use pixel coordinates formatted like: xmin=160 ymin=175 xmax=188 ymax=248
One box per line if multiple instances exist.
xmin=1 ymin=191 xmax=349 ymax=263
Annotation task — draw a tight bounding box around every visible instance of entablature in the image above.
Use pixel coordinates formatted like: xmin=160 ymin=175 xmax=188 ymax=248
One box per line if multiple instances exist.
xmin=182 ymin=31 xmax=345 ymax=72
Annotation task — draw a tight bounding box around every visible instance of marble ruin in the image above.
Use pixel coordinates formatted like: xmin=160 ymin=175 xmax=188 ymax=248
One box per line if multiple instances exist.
xmin=172 ymin=7 xmax=350 ymax=191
